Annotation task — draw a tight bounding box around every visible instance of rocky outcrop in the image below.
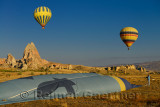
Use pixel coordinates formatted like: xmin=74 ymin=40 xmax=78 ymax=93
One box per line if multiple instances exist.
xmin=105 ymin=67 xmax=111 ymax=71
xmin=106 ymin=64 xmax=146 ymax=72
xmin=0 ymin=42 xmax=50 ymax=70
xmin=21 ymin=64 xmax=28 ymax=70
xmin=0 ymin=58 xmax=6 ymax=65
xmin=0 ymin=42 xmax=75 ymax=70
xmin=23 ymin=42 xmax=41 ymax=60
xmin=47 ymin=63 xmax=74 ymax=70
xmin=21 ymin=42 xmax=48 ymax=69
xmin=6 ymin=54 xmax=16 ymax=67
xmin=137 ymin=66 xmax=146 ymax=72
xmin=126 ymin=65 xmax=136 ymax=70
xmin=68 ymin=64 xmax=73 ymax=70
xmin=115 ymin=66 xmax=120 ymax=71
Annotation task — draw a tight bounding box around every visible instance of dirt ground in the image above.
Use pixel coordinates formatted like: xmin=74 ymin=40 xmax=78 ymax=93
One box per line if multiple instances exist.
xmin=0 ymin=70 xmax=160 ymax=107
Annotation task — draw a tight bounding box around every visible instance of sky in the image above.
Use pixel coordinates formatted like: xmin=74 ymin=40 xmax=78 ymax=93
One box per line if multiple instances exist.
xmin=0 ymin=0 xmax=160 ymax=66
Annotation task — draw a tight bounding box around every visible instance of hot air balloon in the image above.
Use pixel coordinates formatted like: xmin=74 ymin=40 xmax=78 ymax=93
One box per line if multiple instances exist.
xmin=0 ymin=73 xmax=141 ymax=105
xmin=120 ymin=27 xmax=138 ymax=50
xmin=34 ymin=6 xmax=52 ymax=29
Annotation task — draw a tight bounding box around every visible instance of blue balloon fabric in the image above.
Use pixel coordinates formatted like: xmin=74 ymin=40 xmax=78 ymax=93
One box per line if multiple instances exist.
xmin=0 ymin=73 xmax=141 ymax=105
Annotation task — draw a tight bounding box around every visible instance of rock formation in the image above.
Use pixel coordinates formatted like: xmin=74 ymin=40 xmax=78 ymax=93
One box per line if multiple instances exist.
xmin=0 ymin=58 xmax=6 ymax=65
xmin=115 ymin=66 xmax=120 ymax=71
xmin=68 ymin=64 xmax=73 ymax=70
xmin=0 ymin=42 xmax=79 ymax=71
xmin=0 ymin=42 xmax=50 ymax=70
xmin=23 ymin=42 xmax=41 ymax=60
xmin=21 ymin=42 xmax=48 ymax=70
xmin=0 ymin=42 xmax=81 ymax=71
xmin=137 ymin=66 xmax=146 ymax=72
xmin=126 ymin=65 xmax=136 ymax=69
xmin=105 ymin=64 xmax=146 ymax=72
xmin=6 ymin=54 xmax=17 ymax=67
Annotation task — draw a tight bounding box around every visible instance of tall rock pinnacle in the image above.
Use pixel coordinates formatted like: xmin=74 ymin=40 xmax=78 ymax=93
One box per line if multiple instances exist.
xmin=23 ymin=42 xmax=41 ymax=59
xmin=0 ymin=42 xmax=49 ymax=70
xmin=6 ymin=53 xmax=16 ymax=67
xmin=21 ymin=42 xmax=48 ymax=69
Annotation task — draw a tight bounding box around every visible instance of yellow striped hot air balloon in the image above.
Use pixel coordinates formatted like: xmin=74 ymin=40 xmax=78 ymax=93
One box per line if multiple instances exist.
xmin=120 ymin=27 xmax=138 ymax=50
xmin=34 ymin=6 xmax=52 ymax=29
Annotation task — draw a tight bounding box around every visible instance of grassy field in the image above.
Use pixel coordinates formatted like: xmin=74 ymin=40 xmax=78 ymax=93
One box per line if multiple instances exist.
xmin=0 ymin=69 xmax=160 ymax=107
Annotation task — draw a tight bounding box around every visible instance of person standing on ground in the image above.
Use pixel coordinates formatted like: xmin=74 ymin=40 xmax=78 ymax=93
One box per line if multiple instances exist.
xmin=147 ymin=74 xmax=150 ymax=86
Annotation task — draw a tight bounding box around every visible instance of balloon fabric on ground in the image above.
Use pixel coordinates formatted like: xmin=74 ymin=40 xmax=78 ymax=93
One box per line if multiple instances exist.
xmin=0 ymin=73 xmax=141 ymax=105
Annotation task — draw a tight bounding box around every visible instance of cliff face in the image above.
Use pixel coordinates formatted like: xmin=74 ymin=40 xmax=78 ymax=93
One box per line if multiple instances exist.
xmin=21 ymin=42 xmax=48 ymax=69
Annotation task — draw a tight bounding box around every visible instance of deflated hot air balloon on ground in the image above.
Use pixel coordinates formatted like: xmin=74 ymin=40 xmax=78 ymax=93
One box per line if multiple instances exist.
xmin=120 ymin=27 xmax=138 ymax=50
xmin=34 ymin=6 xmax=52 ymax=29
xmin=0 ymin=73 xmax=141 ymax=105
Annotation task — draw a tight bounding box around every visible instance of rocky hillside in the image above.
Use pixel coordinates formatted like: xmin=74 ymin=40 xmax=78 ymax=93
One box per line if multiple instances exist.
xmin=0 ymin=42 xmax=73 ymax=70
xmin=135 ymin=61 xmax=160 ymax=72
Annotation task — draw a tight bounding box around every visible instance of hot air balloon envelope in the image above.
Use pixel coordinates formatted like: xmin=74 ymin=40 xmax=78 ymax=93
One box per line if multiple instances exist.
xmin=120 ymin=27 xmax=138 ymax=50
xmin=0 ymin=73 xmax=141 ymax=105
xmin=34 ymin=6 xmax=52 ymax=29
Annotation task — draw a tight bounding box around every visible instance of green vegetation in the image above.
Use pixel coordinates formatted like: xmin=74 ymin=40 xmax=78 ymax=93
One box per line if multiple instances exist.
xmin=6 ymin=74 xmax=11 ymax=77
xmin=39 ymin=67 xmax=50 ymax=72
xmin=40 ymin=73 xmax=43 ymax=75
xmin=0 ymin=69 xmax=19 ymax=72
xmin=89 ymin=68 xmax=100 ymax=73
xmin=17 ymin=72 xmax=22 ymax=75
xmin=30 ymin=71 xmax=34 ymax=75
xmin=73 ymin=65 xmax=85 ymax=71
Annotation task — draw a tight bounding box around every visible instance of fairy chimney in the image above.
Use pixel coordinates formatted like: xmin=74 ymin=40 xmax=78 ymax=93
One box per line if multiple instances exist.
xmin=6 ymin=53 xmax=16 ymax=67
xmin=21 ymin=42 xmax=48 ymax=69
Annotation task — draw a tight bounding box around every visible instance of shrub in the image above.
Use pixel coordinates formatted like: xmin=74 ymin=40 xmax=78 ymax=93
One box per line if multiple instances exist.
xmin=17 ymin=72 xmax=22 ymax=75
xmin=40 ymin=73 xmax=43 ymax=75
xmin=89 ymin=68 xmax=100 ymax=73
xmin=6 ymin=74 xmax=11 ymax=77
xmin=30 ymin=71 xmax=34 ymax=75
xmin=73 ymin=66 xmax=85 ymax=70
xmin=45 ymin=67 xmax=49 ymax=71
xmin=39 ymin=67 xmax=49 ymax=72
